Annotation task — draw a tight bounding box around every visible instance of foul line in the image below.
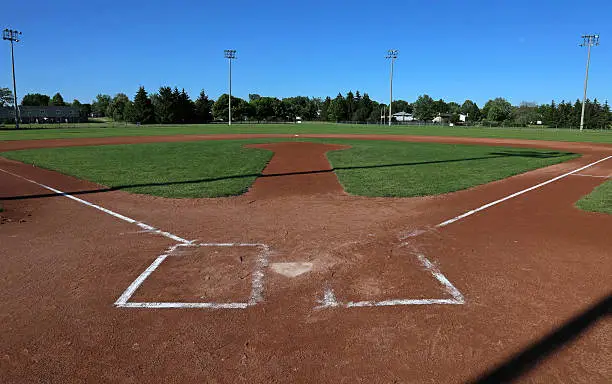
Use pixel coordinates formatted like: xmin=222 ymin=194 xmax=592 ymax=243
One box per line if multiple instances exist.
xmin=316 ymin=253 xmax=464 ymax=309
xmin=0 ymin=167 xmax=191 ymax=244
xmin=570 ymin=173 xmax=610 ymax=178
xmin=114 ymin=242 xmax=270 ymax=309
xmin=436 ymin=155 xmax=612 ymax=228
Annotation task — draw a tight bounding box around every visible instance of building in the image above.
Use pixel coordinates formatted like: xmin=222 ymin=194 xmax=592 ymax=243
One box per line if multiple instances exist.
xmin=392 ymin=111 xmax=415 ymax=122
xmin=0 ymin=106 xmax=86 ymax=124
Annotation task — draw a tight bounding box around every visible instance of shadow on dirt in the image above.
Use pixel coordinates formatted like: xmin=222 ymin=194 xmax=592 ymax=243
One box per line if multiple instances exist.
xmin=1 ymin=150 xmax=573 ymax=201
xmin=469 ymin=293 xmax=611 ymax=383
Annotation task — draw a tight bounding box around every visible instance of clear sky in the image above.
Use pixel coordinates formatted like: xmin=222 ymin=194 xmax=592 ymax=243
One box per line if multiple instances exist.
xmin=2 ymin=0 xmax=611 ymax=107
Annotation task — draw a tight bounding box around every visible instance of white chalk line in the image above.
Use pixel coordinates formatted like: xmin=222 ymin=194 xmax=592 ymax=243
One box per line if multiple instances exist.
xmin=570 ymin=173 xmax=610 ymax=178
xmin=0 ymin=167 xmax=191 ymax=244
xmin=0 ymin=167 xmax=271 ymax=310
xmin=317 ymin=253 xmax=464 ymax=309
xmin=115 ymin=242 xmax=270 ymax=309
xmin=436 ymin=155 xmax=612 ymax=228
xmin=317 ymin=156 xmax=612 ymax=309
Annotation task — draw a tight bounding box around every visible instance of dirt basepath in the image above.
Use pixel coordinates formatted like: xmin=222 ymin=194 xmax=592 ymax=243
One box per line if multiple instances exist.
xmin=245 ymin=142 xmax=349 ymax=198
xmin=0 ymin=134 xmax=611 ymax=383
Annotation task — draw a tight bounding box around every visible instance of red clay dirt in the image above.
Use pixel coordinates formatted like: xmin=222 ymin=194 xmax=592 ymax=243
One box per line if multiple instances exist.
xmin=245 ymin=142 xmax=349 ymax=198
xmin=0 ymin=134 xmax=611 ymax=383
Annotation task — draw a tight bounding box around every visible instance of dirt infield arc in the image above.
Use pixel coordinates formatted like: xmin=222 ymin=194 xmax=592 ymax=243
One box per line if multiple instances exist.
xmin=0 ymin=134 xmax=611 ymax=383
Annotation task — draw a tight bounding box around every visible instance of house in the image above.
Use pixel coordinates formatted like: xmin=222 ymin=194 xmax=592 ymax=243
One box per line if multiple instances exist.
xmin=392 ymin=111 xmax=415 ymax=122
xmin=0 ymin=106 xmax=86 ymax=123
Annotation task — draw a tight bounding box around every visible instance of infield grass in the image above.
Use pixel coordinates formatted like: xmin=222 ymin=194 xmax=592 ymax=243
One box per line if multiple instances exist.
xmin=323 ymin=139 xmax=578 ymax=197
xmin=1 ymin=123 xmax=612 ymax=144
xmin=2 ymin=141 xmax=273 ymax=198
xmin=1 ymin=139 xmax=579 ymax=198
xmin=575 ymin=181 xmax=612 ymax=214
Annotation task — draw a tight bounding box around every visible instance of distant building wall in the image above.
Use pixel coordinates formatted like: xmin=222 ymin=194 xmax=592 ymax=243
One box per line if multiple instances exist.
xmin=0 ymin=106 xmax=86 ymax=123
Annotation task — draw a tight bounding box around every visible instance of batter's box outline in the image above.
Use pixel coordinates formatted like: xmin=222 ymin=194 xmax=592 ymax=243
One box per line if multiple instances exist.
xmin=316 ymin=253 xmax=465 ymax=309
xmin=115 ymin=242 xmax=270 ymax=309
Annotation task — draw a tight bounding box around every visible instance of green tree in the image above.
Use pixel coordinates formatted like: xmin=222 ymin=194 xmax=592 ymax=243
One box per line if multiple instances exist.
xmin=328 ymin=93 xmax=347 ymax=122
xmin=391 ymin=100 xmax=412 ymax=114
xmin=212 ymin=94 xmax=249 ymax=122
xmin=174 ymin=88 xmax=194 ymax=123
xmin=131 ymin=86 xmax=155 ymax=124
xmin=50 ymin=92 xmax=66 ymax=106
xmin=460 ymin=100 xmax=481 ymax=122
xmin=0 ymin=87 xmax=14 ymax=106
xmin=22 ymin=93 xmax=51 ymax=106
xmin=413 ymin=94 xmax=435 ymax=121
xmin=447 ymin=102 xmax=461 ymax=114
xmin=194 ymin=90 xmax=214 ymax=123
xmin=153 ymin=86 xmax=176 ymax=123
xmin=346 ymin=91 xmax=355 ymax=121
xmin=513 ymin=102 xmax=540 ymax=126
xmin=92 ymin=94 xmax=111 ymax=117
xmin=251 ymin=97 xmax=278 ymax=120
xmin=319 ymin=96 xmax=331 ymax=121
xmin=433 ymin=99 xmax=449 ymax=114
xmin=107 ymin=93 xmax=132 ymax=121
xmin=483 ymin=97 xmax=512 ymax=122
xmin=71 ymin=99 xmax=81 ymax=107
xmin=80 ymin=103 xmax=92 ymax=120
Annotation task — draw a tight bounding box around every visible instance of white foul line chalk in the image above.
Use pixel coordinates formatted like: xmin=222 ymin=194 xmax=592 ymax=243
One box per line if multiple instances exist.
xmin=0 ymin=168 xmax=191 ymax=244
xmin=436 ymin=155 xmax=612 ymax=228
xmin=319 ymin=253 xmax=464 ymax=309
xmin=570 ymin=173 xmax=610 ymax=178
xmin=115 ymin=243 xmax=270 ymax=309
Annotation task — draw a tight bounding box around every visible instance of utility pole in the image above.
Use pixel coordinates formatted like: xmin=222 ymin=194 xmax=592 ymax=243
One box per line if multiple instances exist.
xmin=224 ymin=49 xmax=237 ymax=125
xmin=385 ymin=49 xmax=398 ymax=126
xmin=3 ymin=28 xmax=22 ymax=129
xmin=579 ymin=34 xmax=599 ymax=131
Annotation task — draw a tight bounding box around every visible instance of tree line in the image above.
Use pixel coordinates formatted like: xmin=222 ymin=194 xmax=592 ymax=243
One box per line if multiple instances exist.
xmin=3 ymin=85 xmax=611 ymax=129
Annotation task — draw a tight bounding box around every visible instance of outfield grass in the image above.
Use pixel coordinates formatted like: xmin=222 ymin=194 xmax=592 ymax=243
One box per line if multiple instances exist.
xmin=1 ymin=139 xmax=578 ymax=198
xmin=2 ymin=141 xmax=273 ymax=198
xmin=1 ymin=123 xmax=611 ymax=144
xmin=575 ymin=180 xmax=612 ymax=214
xmin=323 ymin=140 xmax=578 ymax=197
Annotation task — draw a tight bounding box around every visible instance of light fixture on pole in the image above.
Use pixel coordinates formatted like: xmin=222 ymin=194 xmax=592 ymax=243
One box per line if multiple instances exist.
xmin=385 ymin=49 xmax=398 ymax=127
xmin=3 ymin=28 xmax=22 ymax=129
xmin=579 ymin=34 xmax=599 ymax=131
xmin=224 ymin=49 xmax=237 ymax=125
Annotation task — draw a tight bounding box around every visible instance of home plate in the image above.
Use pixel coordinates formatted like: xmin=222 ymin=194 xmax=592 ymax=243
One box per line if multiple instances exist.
xmin=270 ymin=262 xmax=313 ymax=278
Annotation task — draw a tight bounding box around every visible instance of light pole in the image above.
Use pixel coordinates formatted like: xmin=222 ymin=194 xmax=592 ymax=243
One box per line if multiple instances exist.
xmin=3 ymin=28 xmax=22 ymax=129
xmin=224 ymin=49 xmax=237 ymax=125
xmin=579 ymin=34 xmax=599 ymax=131
xmin=385 ymin=49 xmax=398 ymax=126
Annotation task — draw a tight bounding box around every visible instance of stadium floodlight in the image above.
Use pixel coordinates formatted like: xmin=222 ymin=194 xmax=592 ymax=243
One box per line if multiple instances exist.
xmin=224 ymin=49 xmax=237 ymax=125
xmin=3 ymin=28 xmax=22 ymax=129
xmin=579 ymin=34 xmax=599 ymax=131
xmin=385 ymin=49 xmax=398 ymax=126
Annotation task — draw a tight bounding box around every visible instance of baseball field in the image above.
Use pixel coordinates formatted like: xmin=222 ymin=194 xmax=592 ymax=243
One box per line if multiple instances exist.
xmin=0 ymin=124 xmax=610 ymax=383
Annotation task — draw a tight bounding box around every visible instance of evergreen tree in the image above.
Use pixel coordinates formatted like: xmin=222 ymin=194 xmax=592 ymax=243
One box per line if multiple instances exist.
xmin=50 ymin=92 xmax=66 ymax=106
xmin=131 ymin=86 xmax=154 ymax=124
xmin=194 ymin=90 xmax=214 ymax=123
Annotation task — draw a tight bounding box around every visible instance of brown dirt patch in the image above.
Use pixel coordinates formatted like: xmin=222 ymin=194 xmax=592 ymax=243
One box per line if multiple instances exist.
xmin=245 ymin=142 xmax=350 ymax=198
xmin=131 ymin=245 xmax=260 ymax=303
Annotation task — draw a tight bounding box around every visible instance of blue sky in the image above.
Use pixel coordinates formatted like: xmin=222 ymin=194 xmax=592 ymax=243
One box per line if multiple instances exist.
xmin=3 ymin=0 xmax=611 ymax=107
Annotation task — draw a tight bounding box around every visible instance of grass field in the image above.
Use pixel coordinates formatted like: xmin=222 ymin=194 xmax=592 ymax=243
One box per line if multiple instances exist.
xmin=2 ymin=139 xmax=578 ymax=198
xmin=324 ymin=139 xmax=578 ymax=196
xmin=1 ymin=123 xmax=612 ymax=144
xmin=575 ymin=180 xmax=612 ymax=214
xmin=2 ymin=141 xmax=273 ymax=198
